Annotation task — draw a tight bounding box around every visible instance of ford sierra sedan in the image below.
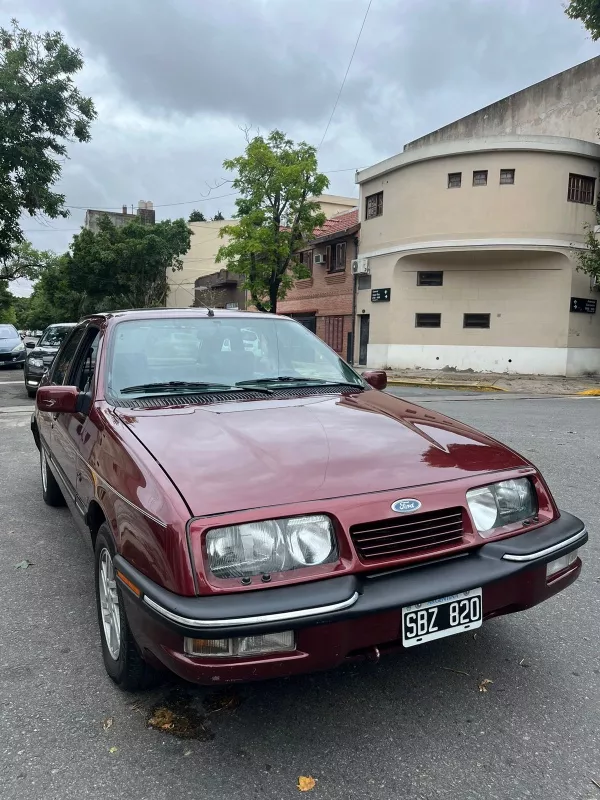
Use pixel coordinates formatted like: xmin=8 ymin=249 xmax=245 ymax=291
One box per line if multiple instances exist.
xmin=31 ymin=309 xmax=587 ymax=690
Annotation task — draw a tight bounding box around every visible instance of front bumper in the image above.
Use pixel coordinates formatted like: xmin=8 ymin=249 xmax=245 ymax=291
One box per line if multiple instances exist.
xmin=116 ymin=512 xmax=587 ymax=684
xmin=0 ymin=350 xmax=26 ymax=366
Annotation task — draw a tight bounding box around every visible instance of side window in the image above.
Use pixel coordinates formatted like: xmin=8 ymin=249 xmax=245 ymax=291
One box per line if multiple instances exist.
xmin=51 ymin=327 xmax=87 ymax=385
xmin=70 ymin=329 xmax=101 ymax=393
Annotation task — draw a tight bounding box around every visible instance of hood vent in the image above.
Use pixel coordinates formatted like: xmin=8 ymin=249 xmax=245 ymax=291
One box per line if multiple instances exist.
xmin=116 ymin=384 xmax=363 ymax=410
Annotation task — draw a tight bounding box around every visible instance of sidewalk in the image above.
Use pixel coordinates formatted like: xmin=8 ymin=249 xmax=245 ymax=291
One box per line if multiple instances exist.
xmin=376 ymin=368 xmax=600 ymax=395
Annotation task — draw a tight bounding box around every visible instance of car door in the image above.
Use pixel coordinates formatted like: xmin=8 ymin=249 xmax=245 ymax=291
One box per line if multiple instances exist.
xmin=47 ymin=324 xmax=90 ymax=498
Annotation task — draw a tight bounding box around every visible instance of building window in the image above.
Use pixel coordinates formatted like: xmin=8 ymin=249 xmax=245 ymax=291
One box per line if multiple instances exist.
xmin=365 ymin=191 xmax=383 ymax=219
xmin=299 ymin=249 xmax=313 ymax=274
xmin=568 ymin=173 xmax=595 ymax=205
xmin=464 ymin=313 xmax=490 ymax=329
xmin=415 ymin=313 xmax=441 ymax=328
xmin=473 ymin=170 xmax=488 ymax=186
xmin=323 ymin=316 xmax=344 ymax=352
xmin=500 ymin=169 xmax=515 ymax=185
xmin=357 ymin=274 xmax=371 ymax=290
xmin=329 ymin=242 xmax=347 ymax=273
xmin=417 ymin=271 xmax=443 ymax=286
xmin=448 ymin=172 xmax=462 ymax=188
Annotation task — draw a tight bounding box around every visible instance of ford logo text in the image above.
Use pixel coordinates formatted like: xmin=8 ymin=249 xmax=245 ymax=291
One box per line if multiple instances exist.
xmin=391 ymin=498 xmax=422 ymax=513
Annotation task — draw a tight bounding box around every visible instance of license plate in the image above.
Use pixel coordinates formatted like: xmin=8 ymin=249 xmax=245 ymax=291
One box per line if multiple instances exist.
xmin=402 ymin=588 xmax=483 ymax=647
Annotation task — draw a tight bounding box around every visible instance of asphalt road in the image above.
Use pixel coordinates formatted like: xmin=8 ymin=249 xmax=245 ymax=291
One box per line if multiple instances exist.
xmin=1 ymin=371 xmax=598 ymax=800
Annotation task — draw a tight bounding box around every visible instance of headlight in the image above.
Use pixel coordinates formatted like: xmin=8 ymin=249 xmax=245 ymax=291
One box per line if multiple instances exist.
xmin=467 ymin=478 xmax=537 ymax=537
xmin=205 ymin=514 xmax=338 ymax=578
xmin=12 ymin=342 xmax=25 ymax=353
xmin=28 ymin=357 xmax=44 ymax=368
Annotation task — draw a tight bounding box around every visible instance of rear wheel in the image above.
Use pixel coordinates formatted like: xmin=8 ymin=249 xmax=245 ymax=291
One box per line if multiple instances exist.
xmin=41 ymin=448 xmax=65 ymax=507
xmin=94 ymin=525 xmax=160 ymax=692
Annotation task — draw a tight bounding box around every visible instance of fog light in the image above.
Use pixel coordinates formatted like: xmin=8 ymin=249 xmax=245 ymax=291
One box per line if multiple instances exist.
xmin=546 ymin=550 xmax=578 ymax=579
xmin=184 ymin=631 xmax=295 ymax=658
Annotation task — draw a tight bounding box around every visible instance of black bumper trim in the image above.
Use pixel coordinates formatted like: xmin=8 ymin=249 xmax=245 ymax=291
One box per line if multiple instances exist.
xmin=115 ymin=511 xmax=587 ymax=638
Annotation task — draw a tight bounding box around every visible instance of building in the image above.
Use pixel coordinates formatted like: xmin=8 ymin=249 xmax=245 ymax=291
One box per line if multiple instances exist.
xmin=84 ymin=201 xmax=155 ymax=232
xmin=194 ymin=269 xmax=246 ymax=311
xmin=166 ymin=195 xmax=358 ymax=309
xmin=355 ymin=135 xmax=600 ymax=376
xmin=405 ymin=56 xmax=600 ymax=151
xmin=278 ymin=208 xmax=359 ymax=360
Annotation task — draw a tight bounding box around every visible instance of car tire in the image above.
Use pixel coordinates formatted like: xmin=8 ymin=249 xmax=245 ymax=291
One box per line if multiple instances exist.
xmin=27 ymin=387 xmax=36 ymax=399
xmin=40 ymin=448 xmax=66 ymax=507
xmin=94 ymin=525 xmax=161 ymax=692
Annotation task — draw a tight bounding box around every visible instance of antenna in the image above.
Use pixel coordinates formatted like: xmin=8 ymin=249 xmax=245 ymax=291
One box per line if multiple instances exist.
xmin=195 ymin=296 xmax=215 ymax=317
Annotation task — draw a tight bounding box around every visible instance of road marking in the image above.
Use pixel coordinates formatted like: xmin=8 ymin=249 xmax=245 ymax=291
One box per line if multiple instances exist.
xmin=0 ymin=406 xmax=32 ymax=413
xmin=0 ymin=381 xmax=26 ymax=385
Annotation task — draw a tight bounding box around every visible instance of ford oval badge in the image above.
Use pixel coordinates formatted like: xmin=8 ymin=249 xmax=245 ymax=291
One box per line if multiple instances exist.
xmin=391 ymin=498 xmax=422 ymax=514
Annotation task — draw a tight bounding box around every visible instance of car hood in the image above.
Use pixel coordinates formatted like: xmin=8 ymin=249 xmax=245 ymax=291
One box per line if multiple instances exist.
xmin=0 ymin=338 xmax=21 ymax=352
xmin=116 ymin=391 xmax=529 ymax=517
xmin=28 ymin=345 xmax=59 ymax=359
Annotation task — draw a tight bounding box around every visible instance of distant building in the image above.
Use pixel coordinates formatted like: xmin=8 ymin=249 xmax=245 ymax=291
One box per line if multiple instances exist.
xmin=194 ymin=270 xmax=246 ymax=311
xmin=278 ymin=208 xmax=359 ymax=361
xmin=166 ymin=195 xmax=358 ymax=309
xmin=84 ymin=200 xmax=156 ymax=233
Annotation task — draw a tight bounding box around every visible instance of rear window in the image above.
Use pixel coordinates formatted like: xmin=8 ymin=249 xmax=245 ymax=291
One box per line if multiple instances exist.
xmin=0 ymin=325 xmax=18 ymax=339
xmin=39 ymin=326 xmax=75 ymax=347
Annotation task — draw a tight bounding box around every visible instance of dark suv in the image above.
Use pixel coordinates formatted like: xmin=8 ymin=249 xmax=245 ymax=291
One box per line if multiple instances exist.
xmin=24 ymin=323 xmax=76 ymax=397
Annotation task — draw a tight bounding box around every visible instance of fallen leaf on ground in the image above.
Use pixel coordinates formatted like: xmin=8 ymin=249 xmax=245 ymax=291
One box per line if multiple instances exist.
xmin=109 ymin=747 xmax=118 ymax=754
xmin=147 ymin=707 xmax=175 ymax=731
xmin=184 ymin=750 xmax=192 ymax=757
xmin=203 ymin=688 xmax=243 ymax=714
xmin=478 ymin=679 xmax=493 ymax=693
xmin=297 ymin=776 xmax=316 ymax=792
xmin=14 ymin=559 xmax=33 ymax=569
xmin=102 ymin=717 xmax=113 ymax=731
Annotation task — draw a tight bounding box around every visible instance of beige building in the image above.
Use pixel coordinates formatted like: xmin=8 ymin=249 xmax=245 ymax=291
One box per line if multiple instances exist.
xmin=355 ymin=135 xmax=600 ymax=376
xmin=166 ymin=195 xmax=358 ymax=309
xmin=85 ymin=201 xmax=155 ymax=232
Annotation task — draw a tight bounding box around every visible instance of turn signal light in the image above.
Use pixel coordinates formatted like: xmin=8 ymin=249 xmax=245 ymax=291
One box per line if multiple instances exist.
xmin=184 ymin=631 xmax=295 ymax=658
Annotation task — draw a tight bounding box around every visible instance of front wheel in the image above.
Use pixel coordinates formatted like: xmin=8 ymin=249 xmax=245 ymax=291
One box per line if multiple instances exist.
xmin=27 ymin=387 xmax=37 ymax=399
xmin=41 ymin=448 xmax=65 ymax=507
xmin=94 ymin=525 xmax=160 ymax=691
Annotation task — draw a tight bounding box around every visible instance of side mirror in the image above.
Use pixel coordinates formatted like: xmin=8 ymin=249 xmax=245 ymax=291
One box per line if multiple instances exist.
xmin=362 ymin=370 xmax=388 ymax=391
xmin=36 ymin=385 xmax=79 ymax=414
xmin=25 ymin=340 xmax=35 ymax=349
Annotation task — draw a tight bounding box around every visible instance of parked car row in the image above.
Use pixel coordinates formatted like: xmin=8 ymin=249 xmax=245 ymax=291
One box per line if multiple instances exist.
xmin=23 ymin=323 xmax=76 ymax=397
xmin=30 ymin=308 xmax=587 ymax=691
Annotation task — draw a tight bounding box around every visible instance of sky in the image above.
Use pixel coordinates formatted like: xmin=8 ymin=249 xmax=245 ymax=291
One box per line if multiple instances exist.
xmin=3 ymin=0 xmax=599 ymax=296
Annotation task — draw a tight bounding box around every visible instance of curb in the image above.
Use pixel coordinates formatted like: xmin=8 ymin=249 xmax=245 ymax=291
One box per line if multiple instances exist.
xmin=386 ymin=378 xmax=508 ymax=392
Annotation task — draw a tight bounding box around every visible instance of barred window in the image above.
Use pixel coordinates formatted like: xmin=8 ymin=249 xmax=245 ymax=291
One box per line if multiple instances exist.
xmin=365 ymin=191 xmax=383 ymax=219
xmin=464 ymin=313 xmax=490 ymax=329
xmin=473 ymin=170 xmax=488 ymax=186
xmin=568 ymin=174 xmax=595 ymax=205
xmin=500 ymin=169 xmax=515 ymax=185
xmin=329 ymin=242 xmax=347 ymax=273
xmin=448 ymin=172 xmax=462 ymax=188
xmin=415 ymin=313 xmax=441 ymax=328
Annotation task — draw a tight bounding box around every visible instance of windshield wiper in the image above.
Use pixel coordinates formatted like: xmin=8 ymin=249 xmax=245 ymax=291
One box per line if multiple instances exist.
xmin=121 ymin=381 xmax=249 ymax=395
xmin=236 ymin=377 xmax=363 ymax=389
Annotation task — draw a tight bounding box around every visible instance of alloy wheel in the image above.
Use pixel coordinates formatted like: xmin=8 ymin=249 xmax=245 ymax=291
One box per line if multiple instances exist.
xmin=98 ymin=548 xmax=121 ymax=660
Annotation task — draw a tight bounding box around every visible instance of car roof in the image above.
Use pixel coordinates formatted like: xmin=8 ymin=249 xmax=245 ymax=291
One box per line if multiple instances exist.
xmin=46 ymin=322 xmax=77 ymax=328
xmin=80 ymin=308 xmax=280 ymax=322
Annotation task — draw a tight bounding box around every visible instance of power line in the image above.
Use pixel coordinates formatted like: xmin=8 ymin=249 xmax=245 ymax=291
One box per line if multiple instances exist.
xmin=318 ymin=0 xmax=373 ymax=149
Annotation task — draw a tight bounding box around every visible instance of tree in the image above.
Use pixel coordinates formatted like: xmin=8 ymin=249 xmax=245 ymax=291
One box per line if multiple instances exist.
xmin=66 ymin=215 xmax=192 ymax=310
xmin=11 ymin=294 xmax=30 ymax=328
xmin=0 ymin=282 xmax=16 ymax=324
xmin=0 ymin=20 xmax=95 ymax=261
xmin=188 ymin=210 xmax=206 ymax=222
xmin=576 ymin=224 xmax=600 ymax=281
xmin=565 ymin=0 xmax=600 ymax=37
xmin=216 ymin=130 xmax=329 ymax=312
xmin=212 ymin=211 xmax=225 ymax=221
xmin=1 ymin=241 xmax=58 ymax=282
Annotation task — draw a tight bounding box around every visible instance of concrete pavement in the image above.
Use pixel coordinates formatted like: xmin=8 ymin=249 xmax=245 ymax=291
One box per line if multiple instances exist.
xmin=0 ymin=374 xmax=598 ymax=800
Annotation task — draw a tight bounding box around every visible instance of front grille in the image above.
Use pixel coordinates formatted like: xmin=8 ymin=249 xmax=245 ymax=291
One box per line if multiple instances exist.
xmin=350 ymin=507 xmax=465 ymax=561
xmin=0 ymin=352 xmax=18 ymax=362
xmin=117 ymin=384 xmax=363 ymax=409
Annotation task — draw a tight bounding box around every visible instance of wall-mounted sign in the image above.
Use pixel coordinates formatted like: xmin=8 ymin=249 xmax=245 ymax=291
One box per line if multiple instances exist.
xmin=570 ymin=297 xmax=597 ymax=314
xmin=371 ymin=288 xmax=391 ymax=303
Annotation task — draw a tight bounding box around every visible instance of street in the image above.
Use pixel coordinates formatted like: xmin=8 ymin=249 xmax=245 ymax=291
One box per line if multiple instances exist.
xmin=0 ymin=370 xmax=598 ymax=800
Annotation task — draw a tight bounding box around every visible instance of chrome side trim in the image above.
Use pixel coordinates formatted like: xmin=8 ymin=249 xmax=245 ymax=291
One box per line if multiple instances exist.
xmin=502 ymin=529 xmax=587 ymax=562
xmin=142 ymin=591 xmax=360 ymax=629
xmin=81 ymin=459 xmax=168 ymax=528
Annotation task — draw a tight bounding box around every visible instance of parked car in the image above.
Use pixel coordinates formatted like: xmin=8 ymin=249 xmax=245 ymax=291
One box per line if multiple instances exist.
xmin=31 ymin=309 xmax=587 ymax=691
xmin=0 ymin=323 xmax=26 ymax=368
xmin=24 ymin=323 xmax=77 ymax=397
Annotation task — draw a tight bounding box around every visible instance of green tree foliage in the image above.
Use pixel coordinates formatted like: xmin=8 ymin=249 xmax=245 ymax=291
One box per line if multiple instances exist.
xmin=0 ymin=282 xmax=16 ymax=324
xmin=11 ymin=294 xmax=30 ymax=328
xmin=216 ymin=130 xmax=329 ymax=312
xmin=212 ymin=211 xmax=225 ymax=221
xmin=188 ymin=210 xmax=206 ymax=222
xmin=1 ymin=240 xmax=58 ymax=282
xmin=565 ymin=0 xmax=600 ymax=37
xmin=576 ymin=224 xmax=600 ymax=282
xmin=65 ymin=215 xmax=192 ymax=310
xmin=0 ymin=20 xmax=96 ymax=261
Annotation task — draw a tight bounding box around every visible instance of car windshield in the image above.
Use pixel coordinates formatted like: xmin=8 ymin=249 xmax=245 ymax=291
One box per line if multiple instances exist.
xmin=39 ymin=326 xmax=73 ymax=347
xmin=107 ymin=316 xmax=363 ymax=399
xmin=0 ymin=325 xmax=18 ymax=340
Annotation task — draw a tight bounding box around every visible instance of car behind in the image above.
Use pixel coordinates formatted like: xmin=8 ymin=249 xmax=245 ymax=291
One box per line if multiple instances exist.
xmin=24 ymin=323 xmax=76 ymax=397
xmin=0 ymin=323 xmax=26 ymax=368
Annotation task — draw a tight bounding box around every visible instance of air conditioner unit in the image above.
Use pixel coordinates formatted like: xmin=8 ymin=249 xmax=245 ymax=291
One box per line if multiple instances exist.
xmin=313 ymin=253 xmax=326 ymax=265
xmin=351 ymin=258 xmax=370 ymax=275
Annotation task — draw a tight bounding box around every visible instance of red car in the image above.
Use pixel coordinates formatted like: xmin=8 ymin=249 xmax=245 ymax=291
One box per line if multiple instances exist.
xmin=31 ymin=309 xmax=587 ymax=690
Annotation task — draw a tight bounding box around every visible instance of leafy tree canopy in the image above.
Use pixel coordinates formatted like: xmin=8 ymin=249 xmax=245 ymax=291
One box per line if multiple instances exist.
xmin=565 ymin=0 xmax=600 ymax=37
xmin=216 ymin=130 xmax=328 ymax=312
xmin=188 ymin=210 xmax=206 ymax=222
xmin=0 ymin=20 xmax=96 ymax=261
xmin=212 ymin=211 xmax=225 ymax=221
